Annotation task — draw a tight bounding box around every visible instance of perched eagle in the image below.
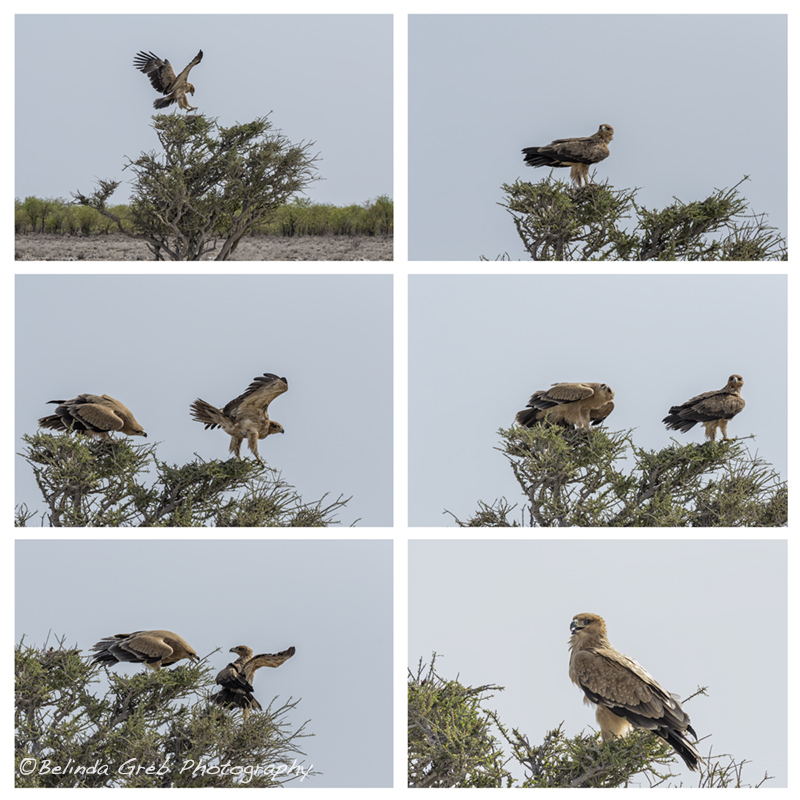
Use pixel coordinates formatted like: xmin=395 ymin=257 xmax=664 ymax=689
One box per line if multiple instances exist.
xmin=522 ymin=124 xmax=614 ymax=187
xmin=190 ymin=373 xmax=288 ymax=463
xmin=212 ymin=645 xmax=296 ymax=720
xmin=569 ymin=613 xmax=702 ymax=772
xmin=38 ymin=394 xmax=147 ymax=439
xmin=91 ymin=630 xmax=199 ymax=671
xmin=133 ymin=49 xmax=203 ymax=111
xmin=662 ymin=374 xmax=745 ymax=441
xmin=515 ymin=382 xmax=615 ymax=429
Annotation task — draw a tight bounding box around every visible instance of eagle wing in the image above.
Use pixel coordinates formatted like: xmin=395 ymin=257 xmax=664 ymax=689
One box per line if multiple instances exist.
xmin=242 ymin=646 xmax=296 ymax=682
xmin=591 ymin=400 xmax=615 ymax=425
xmin=133 ymin=51 xmax=178 ymax=94
xmin=223 ymin=373 xmax=289 ymax=418
xmin=176 ymin=50 xmax=203 ymax=83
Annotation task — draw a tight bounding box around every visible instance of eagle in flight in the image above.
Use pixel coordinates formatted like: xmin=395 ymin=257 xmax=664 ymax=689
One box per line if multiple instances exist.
xmin=190 ymin=373 xmax=288 ymax=463
xmin=38 ymin=394 xmax=146 ymax=439
xmin=91 ymin=630 xmax=199 ymax=671
xmin=134 ymin=49 xmax=203 ymax=111
xmin=569 ymin=613 xmax=702 ymax=772
xmin=212 ymin=645 xmax=296 ymax=720
xmin=662 ymin=374 xmax=745 ymax=441
xmin=522 ymin=124 xmax=614 ymax=187
xmin=515 ymin=382 xmax=615 ymax=429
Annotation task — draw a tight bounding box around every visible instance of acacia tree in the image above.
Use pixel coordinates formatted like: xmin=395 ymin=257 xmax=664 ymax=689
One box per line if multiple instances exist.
xmin=73 ymin=115 xmax=318 ymax=260
xmin=408 ymin=656 xmax=771 ymax=788
xmin=448 ymin=425 xmax=787 ymax=527
xmin=15 ymin=637 xmax=313 ymax=788
xmin=500 ymin=175 xmax=787 ymax=261
xmin=16 ymin=431 xmax=352 ymax=528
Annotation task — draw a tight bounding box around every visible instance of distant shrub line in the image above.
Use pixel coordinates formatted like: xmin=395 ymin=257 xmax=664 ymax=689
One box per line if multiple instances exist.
xmin=15 ymin=194 xmax=393 ymax=237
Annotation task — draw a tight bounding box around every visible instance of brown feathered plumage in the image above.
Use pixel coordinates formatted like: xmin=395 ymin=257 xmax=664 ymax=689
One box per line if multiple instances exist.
xmin=515 ymin=382 xmax=614 ymax=429
xmin=569 ymin=613 xmax=701 ymax=772
xmin=190 ymin=373 xmax=287 ymax=463
xmin=91 ymin=630 xmax=199 ymax=670
xmin=662 ymin=374 xmax=745 ymax=441
xmin=212 ymin=644 xmax=296 ymax=719
xmin=133 ymin=49 xmax=203 ymax=111
xmin=522 ymin=124 xmax=614 ymax=187
xmin=38 ymin=394 xmax=146 ymax=439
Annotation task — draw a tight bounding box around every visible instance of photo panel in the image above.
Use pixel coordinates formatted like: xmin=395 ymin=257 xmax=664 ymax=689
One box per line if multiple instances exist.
xmin=409 ymin=538 xmax=787 ymax=787
xmin=16 ymin=538 xmax=393 ymax=787
xmin=409 ymin=14 xmax=786 ymax=261
xmin=15 ymin=14 xmax=393 ymax=261
xmin=409 ymin=274 xmax=787 ymax=527
xmin=15 ymin=274 xmax=393 ymax=527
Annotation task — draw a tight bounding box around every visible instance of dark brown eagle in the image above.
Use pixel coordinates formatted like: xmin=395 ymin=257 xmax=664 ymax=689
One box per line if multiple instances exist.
xmin=662 ymin=374 xmax=745 ymax=441
xmin=38 ymin=394 xmax=146 ymax=439
xmin=91 ymin=630 xmax=199 ymax=670
xmin=190 ymin=373 xmax=287 ymax=463
xmin=515 ymin=382 xmax=615 ymax=429
xmin=212 ymin=645 xmax=296 ymax=720
xmin=133 ymin=49 xmax=203 ymax=111
xmin=522 ymin=124 xmax=614 ymax=187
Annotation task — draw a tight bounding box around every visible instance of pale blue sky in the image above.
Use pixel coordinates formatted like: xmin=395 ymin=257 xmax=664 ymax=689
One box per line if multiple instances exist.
xmin=15 ymin=14 xmax=392 ymax=207
xmin=409 ymin=14 xmax=787 ymax=260
xmin=16 ymin=275 xmax=393 ymax=527
xmin=410 ymin=539 xmax=787 ymax=787
xmin=409 ymin=274 xmax=787 ymax=526
xmin=16 ymin=539 xmax=393 ymax=788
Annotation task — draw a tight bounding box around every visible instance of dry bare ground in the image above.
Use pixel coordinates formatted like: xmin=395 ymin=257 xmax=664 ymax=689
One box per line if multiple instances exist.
xmin=15 ymin=233 xmax=393 ymax=261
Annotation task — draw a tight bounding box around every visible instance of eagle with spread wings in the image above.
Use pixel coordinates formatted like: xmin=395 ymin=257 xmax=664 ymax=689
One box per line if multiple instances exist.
xmin=38 ymin=394 xmax=147 ymax=439
xmin=190 ymin=373 xmax=287 ymax=463
xmin=522 ymin=124 xmax=614 ymax=187
xmin=569 ymin=613 xmax=702 ymax=772
xmin=662 ymin=374 xmax=745 ymax=441
xmin=91 ymin=630 xmax=199 ymax=671
xmin=212 ymin=645 xmax=296 ymax=719
xmin=133 ymin=49 xmax=203 ymax=111
xmin=515 ymin=382 xmax=615 ymax=429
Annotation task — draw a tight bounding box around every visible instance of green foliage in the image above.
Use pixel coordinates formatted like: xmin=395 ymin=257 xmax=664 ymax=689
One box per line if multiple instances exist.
xmin=15 ymin=194 xmax=392 ymax=238
xmin=408 ymin=657 xmax=772 ymax=788
xmin=15 ymin=637 xmax=313 ymax=787
xmin=500 ymin=174 xmax=786 ymax=260
xmin=448 ymin=425 xmax=786 ymax=527
xmin=408 ymin=656 xmax=511 ymax=788
xmin=16 ymin=430 xmax=353 ymax=528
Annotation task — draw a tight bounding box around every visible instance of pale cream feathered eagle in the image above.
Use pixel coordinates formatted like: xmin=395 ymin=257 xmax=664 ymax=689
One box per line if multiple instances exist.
xmin=190 ymin=373 xmax=288 ymax=463
xmin=38 ymin=394 xmax=147 ymax=439
xmin=91 ymin=630 xmax=199 ymax=670
xmin=569 ymin=613 xmax=702 ymax=772
xmin=522 ymin=124 xmax=614 ymax=187
xmin=662 ymin=374 xmax=745 ymax=441
xmin=515 ymin=382 xmax=615 ymax=429
xmin=134 ymin=49 xmax=203 ymax=111
xmin=212 ymin=645 xmax=296 ymax=720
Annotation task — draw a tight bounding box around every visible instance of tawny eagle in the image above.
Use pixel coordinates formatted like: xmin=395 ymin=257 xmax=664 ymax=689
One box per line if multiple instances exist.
xmin=133 ymin=49 xmax=203 ymax=111
xmin=662 ymin=374 xmax=745 ymax=441
xmin=515 ymin=382 xmax=615 ymax=429
xmin=38 ymin=394 xmax=146 ymax=439
xmin=569 ymin=613 xmax=702 ymax=772
xmin=522 ymin=124 xmax=614 ymax=187
xmin=212 ymin=645 xmax=296 ymax=720
xmin=190 ymin=373 xmax=288 ymax=463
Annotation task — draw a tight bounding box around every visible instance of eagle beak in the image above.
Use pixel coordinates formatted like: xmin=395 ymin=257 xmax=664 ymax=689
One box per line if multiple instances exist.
xmin=569 ymin=620 xmax=580 ymax=634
